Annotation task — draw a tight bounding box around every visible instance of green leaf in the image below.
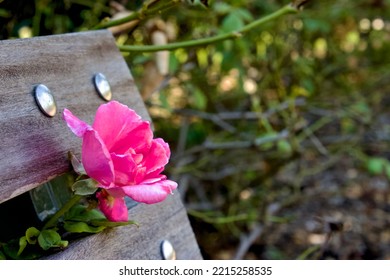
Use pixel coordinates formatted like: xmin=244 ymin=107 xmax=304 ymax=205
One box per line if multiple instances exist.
xmin=366 ymin=157 xmax=385 ymax=175
xmin=254 ymin=132 xmax=279 ymax=149
xmin=79 ymin=208 xmax=106 ymax=221
xmin=65 ymin=204 xmax=86 ymax=219
xmin=385 ymin=164 xmax=390 ymax=180
xmin=26 ymin=227 xmax=40 ymax=244
xmin=235 ymin=8 xmax=254 ymax=22
xmin=169 ymin=52 xmax=179 ymax=73
xmin=17 ymin=237 xmax=27 ymax=256
xmin=196 ymin=48 xmax=209 ymax=68
xmin=213 ymin=2 xmax=231 ymax=14
xmin=3 ymin=239 xmax=42 ymax=260
xmin=63 ymin=221 xmax=106 ymax=233
xmin=90 ymin=219 xmax=139 ymax=228
xmin=192 ymin=88 xmax=208 ymax=110
xmin=64 ymin=205 xmax=138 ymax=233
xmin=38 ymin=230 xmax=62 ymax=250
xmin=221 ymin=12 xmax=244 ymax=33
xmin=301 ymin=78 xmax=315 ymax=95
xmin=71 ymin=178 xmax=98 ymax=195
xmin=57 ymin=240 xmax=69 ymax=248
xmin=2 ymin=240 xmax=20 ymax=260
xmin=277 ymin=140 xmax=292 ymax=156
xmin=65 ymin=204 xmax=106 ymax=222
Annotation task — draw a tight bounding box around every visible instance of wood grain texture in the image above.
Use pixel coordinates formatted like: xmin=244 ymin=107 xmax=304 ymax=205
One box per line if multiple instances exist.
xmin=0 ymin=30 xmax=203 ymax=259
xmin=0 ymin=30 xmax=149 ymax=204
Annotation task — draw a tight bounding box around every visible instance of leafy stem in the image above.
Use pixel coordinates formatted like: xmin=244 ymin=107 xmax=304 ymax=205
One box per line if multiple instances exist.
xmin=42 ymin=194 xmax=83 ymax=230
xmin=117 ymin=4 xmax=298 ymax=53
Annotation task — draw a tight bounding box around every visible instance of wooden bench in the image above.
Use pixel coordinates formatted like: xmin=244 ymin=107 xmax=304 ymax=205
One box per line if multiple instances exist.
xmin=0 ymin=30 xmax=202 ymax=260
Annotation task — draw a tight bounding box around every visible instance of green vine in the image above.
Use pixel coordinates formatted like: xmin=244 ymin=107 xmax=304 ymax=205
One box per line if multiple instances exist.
xmin=117 ymin=4 xmax=298 ymax=53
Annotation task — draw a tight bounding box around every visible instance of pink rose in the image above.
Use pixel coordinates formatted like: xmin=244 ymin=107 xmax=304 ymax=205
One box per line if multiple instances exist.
xmin=63 ymin=101 xmax=177 ymax=222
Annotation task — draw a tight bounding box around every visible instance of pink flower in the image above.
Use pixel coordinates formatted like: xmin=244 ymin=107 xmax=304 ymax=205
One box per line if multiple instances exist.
xmin=63 ymin=101 xmax=177 ymax=222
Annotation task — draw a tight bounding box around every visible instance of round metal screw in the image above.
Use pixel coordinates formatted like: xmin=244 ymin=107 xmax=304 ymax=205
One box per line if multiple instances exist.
xmin=93 ymin=73 xmax=112 ymax=101
xmin=161 ymin=240 xmax=176 ymax=260
xmin=34 ymin=84 xmax=57 ymax=117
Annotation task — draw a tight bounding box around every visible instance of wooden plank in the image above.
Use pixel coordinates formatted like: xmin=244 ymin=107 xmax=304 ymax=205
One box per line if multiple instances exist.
xmin=45 ymin=193 xmax=202 ymax=260
xmin=0 ymin=30 xmax=149 ymax=204
xmin=0 ymin=30 xmax=203 ymax=260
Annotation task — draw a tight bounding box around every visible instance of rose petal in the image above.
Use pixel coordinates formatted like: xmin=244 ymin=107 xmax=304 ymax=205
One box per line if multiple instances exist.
xmin=122 ymin=178 xmax=178 ymax=204
xmin=111 ymin=153 xmax=138 ymax=186
xmin=142 ymin=138 xmax=170 ymax=176
xmin=63 ymin=109 xmax=90 ymax=137
xmin=82 ymin=129 xmax=114 ymax=187
xmin=92 ymin=101 xmax=152 ymax=153
xmin=110 ymin=122 xmax=153 ymax=155
xmin=96 ymin=190 xmax=128 ymax=222
xmin=154 ymin=138 xmax=171 ymax=158
xmin=143 ymin=167 xmax=164 ymax=181
xmin=141 ymin=174 xmax=167 ymax=184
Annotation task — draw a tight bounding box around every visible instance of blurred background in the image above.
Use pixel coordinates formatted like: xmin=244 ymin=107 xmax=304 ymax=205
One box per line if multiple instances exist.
xmin=1 ymin=0 xmax=390 ymax=259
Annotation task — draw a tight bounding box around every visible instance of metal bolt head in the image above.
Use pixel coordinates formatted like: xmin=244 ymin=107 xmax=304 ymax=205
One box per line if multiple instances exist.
xmin=161 ymin=240 xmax=176 ymax=260
xmin=34 ymin=84 xmax=57 ymax=117
xmin=93 ymin=73 xmax=112 ymax=101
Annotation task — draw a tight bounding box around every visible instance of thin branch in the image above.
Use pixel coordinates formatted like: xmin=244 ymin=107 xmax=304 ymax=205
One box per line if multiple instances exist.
xmin=175 ymin=98 xmax=305 ymax=121
xmin=174 ymin=108 xmax=237 ymax=133
xmin=118 ymin=4 xmax=298 ymax=52
xmin=292 ymin=0 xmax=312 ymax=10
xmin=203 ymin=129 xmax=289 ymax=150
xmin=233 ymin=223 xmax=264 ymax=260
xmin=233 ymin=201 xmax=284 ymax=260
xmin=92 ymin=0 xmax=180 ymax=30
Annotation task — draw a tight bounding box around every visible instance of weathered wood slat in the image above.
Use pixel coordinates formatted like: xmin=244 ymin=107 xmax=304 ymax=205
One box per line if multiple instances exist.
xmin=0 ymin=30 xmax=202 ymax=259
xmin=0 ymin=30 xmax=149 ymax=204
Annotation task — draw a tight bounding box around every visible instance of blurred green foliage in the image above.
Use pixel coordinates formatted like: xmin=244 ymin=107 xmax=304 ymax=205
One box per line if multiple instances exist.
xmin=1 ymin=0 xmax=390 ymax=259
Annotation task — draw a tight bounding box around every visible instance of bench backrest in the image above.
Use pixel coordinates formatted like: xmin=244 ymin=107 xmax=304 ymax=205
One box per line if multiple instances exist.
xmin=0 ymin=30 xmax=202 ymax=259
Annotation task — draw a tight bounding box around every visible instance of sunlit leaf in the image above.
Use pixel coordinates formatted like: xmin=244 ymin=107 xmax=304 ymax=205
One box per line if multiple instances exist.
xmin=17 ymin=237 xmax=27 ymax=256
xmin=277 ymin=140 xmax=293 ymax=156
xmin=38 ymin=230 xmax=62 ymax=251
xmin=25 ymin=227 xmax=40 ymax=245
xmin=63 ymin=221 xmax=106 ymax=233
xmin=366 ymin=157 xmax=385 ymax=175
xmin=213 ymin=2 xmax=232 ymax=14
xmin=221 ymin=13 xmax=244 ymax=33
xmin=66 ymin=204 xmax=106 ymax=222
xmin=235 ymin=8 xmax=254 ymax=22
xmin=58 ymin=240 xmax=69 ymax=248
xmin=90 ymin=219 xmax=139 ymax=228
